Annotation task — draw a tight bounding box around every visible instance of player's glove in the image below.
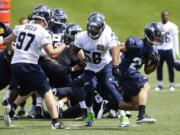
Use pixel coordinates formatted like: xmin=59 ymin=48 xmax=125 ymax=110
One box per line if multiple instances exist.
xmin=4 ymin=48 xmax=14 ymax=61
xmin=149 ymin=51 xmax=160 ymax=65
xmin=112 ymin=65 xmax=121 ymax=80
xmin=77 ymin=59 xmax=87 ymax=68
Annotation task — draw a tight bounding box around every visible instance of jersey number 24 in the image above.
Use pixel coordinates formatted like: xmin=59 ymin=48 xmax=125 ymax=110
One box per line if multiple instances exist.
xmin=84 ymin=50 xmax=102 ymax=64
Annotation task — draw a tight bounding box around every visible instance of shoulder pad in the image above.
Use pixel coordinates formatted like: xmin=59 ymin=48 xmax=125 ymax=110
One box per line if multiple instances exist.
xmin=125 ymin=36 xmax=143 ymax=52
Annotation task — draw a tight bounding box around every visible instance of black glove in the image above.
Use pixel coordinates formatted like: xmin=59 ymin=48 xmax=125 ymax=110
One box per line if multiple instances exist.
xmin=4 ymin=48 xmax=14 ymax=61
xmin=150 ymin=51 xmax=160 ymax=65
xmin=77 ymin=59 xmax=87 ymax=68
xmin=112 ymin=65 xmax=121 ymax=80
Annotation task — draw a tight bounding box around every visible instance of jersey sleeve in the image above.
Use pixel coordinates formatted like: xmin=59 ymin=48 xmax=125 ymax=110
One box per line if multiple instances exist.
xmin=107 ymin=32 xmax=119 ymax=49
xmin=13 ymin=25 xmax=22 ymax=37
xmin=40 ymin=30 xmax=52 ymax=47
xmin=125 ymin=36 xmax=143 ymax=52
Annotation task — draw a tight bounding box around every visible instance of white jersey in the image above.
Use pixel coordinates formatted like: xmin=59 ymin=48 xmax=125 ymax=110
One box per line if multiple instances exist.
xmin=11 ymin=23 xmax=52 ymax=64
xmin=157 ymin=21 xmax=179 ymax=58
xmin=74 ymin=25 xmax=119 ymax=72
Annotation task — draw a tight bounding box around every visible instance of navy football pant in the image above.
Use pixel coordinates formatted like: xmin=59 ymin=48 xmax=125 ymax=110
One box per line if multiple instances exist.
xmin=157 ymin=49 xmax=174 ymax=83
xmin=84 ymin=63 xmax=122 ymax=107
xmin=0 ymin=51 xmax=11 ymax=90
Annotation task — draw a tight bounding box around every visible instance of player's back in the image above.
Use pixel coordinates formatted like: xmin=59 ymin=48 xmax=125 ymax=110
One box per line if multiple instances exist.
xmin=120 ymin=36 xmax=153 ymax=71
xmin=12 ymin=23 xmax=51 ymax=64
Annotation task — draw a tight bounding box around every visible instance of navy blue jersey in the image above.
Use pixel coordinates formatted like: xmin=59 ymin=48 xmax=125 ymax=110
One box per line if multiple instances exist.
xmin=58 ymin=46 xmax=76 ymax=67
xmin=120 ymin=36 xmax=154 ymax=71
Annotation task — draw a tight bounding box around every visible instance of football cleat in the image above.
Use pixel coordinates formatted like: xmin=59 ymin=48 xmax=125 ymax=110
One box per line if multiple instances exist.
xmin=16 ymin=110 xmax=26 ymax=117
xmin=119 ymin=115 xmax=129 ymax=128
xmin=169 ymin=86 xmax=175 ymax=91
xmin=51 ymin=122 xmax=65 ymax=129
xmin=3 ymin=106 xmax=12 ymax=127
xmin=74 ymin=109 xmax=87 ymax=121
xmin=136 ymin=114 xmax=156 ymax=124
xmin=35 ymin=105 xmax=45 ymax=118
xmin=97 ymin=100 xmax=108 ymax=119
xmin=154 ymin=85 xmax=163 ymax=91
xmin=85 ymin=112 xmax=95 ymax=127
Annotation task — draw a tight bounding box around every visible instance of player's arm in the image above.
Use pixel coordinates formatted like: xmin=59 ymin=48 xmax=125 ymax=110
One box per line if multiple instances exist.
xmin=1 ymin=33 xmax=16 ymax=47
xmin=43 ymin=43 xmax=66 ymax=59
xmin=172 ymin=25 xmax=180 ymax=59
xmin=144 ymin=51 xmax=159 ymax=74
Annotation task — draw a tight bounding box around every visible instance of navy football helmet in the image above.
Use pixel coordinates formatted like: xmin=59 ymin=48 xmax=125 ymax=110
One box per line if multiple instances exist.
xmin=64 ymin=24 xmax=82 ymax=45
xmin=87 ymin=12 xmax=105 ymax=40
xmin=174 ymin=60 xmax=180 ymax=71
xmin=50 ymin=8 xmax=67 ymax=25
xmin=144 ymin=22 xmax=164 ymax=46
xmin=31 ymin=4 xmax=50 ymax=27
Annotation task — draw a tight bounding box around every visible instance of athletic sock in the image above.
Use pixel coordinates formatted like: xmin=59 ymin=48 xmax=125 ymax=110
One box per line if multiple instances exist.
xmin=157 ymin=81 xmax=163 ymax=87
xmin=52 ymin=118 xmax=59 ymax=124
xmin=138 ymin=105 xmax=145 ymax=119
xmin=79 ymin=101 xmax=87 ymax=109
xmin=87 ymin=106 xmax=93 ymax=113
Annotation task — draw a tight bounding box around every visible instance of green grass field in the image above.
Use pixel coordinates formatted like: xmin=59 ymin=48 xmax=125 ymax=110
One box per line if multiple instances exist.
xmin=1 ymin=0 xmax=180 ymax=135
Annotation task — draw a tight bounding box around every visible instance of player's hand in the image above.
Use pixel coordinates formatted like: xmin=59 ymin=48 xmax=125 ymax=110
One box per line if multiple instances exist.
xmin=77 ymin=59 xmax=87 ymax=68
xmin=112 ymin=65 xmax=121 ymax=80
xmin=0 ymin=36 xmax=3 ymax=44
xmin=150 ymin=51 xmax=160 ymax=65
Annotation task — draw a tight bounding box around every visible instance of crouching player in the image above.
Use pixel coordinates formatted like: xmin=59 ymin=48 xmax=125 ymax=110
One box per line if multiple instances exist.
xmin=113 ymin=22 xmax=163 ymax=124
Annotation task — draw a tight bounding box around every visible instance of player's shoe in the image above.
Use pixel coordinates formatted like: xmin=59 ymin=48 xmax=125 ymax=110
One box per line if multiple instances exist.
xmin=119 ymin=115 xmax=129 ymax=128
xmin=136 ymin=114 xmax=156 ymax=124
xmin=169 ymin=85 xmax=175 ymax=91
xmin=16 ymin=110 xmax=26 ymax=117
xmin=35 ymin=105 xmax=44 ymax=118
xmin=2 ymin=99 xmax=8 ymax=106
xmin=27 ymin=105 xmax=36 ymax=118
xmin=51 ymin=122 xmax=65 ymax=129
xmin=125 ymin=111 xmax=132 ymax=118
xmin=97 ymin=100 xmax=108 ymax=119
xmin=85 ymin=112 xmax=95 ymax=127
xmin=74 ymin=108 xmax=87 ymax=121
xmin=3 ymin=105 xmax=12 ymax=127
xmin=154 ymin=85 xmax=163 ymax=91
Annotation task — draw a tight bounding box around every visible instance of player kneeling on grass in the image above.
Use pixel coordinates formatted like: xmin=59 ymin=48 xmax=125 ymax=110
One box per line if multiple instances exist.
xmin=1 ymin=4 xmax=67 ymax=129
xmin=113 ymin=22 xmax=163 ymax=124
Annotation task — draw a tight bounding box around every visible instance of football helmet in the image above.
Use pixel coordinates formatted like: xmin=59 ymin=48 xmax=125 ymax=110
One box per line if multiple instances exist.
xmin=64 ymin=24 xmax=82 ymax=45
xmin=87 ymin=12 xmax=105 ymax=40
xmin=31 ymin=4 xmax=50 ymax=27
xmin=144 ymin=22 xmax=164 ymax=46
xmin=50 ymin=8 xmax=67 ymax=25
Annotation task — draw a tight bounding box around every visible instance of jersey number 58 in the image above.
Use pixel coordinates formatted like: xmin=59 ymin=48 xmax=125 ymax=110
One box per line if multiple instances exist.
xmin=84 ymin=50 xmax=102 ymax=64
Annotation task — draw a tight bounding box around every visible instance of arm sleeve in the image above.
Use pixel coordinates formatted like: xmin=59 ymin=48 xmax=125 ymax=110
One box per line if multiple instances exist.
xmin=172 ymin=25 xmax=179 ymax=59
xmin=125 ymin=36 xmax=142 ymax=52
xmin=107 ymin=32 xmax=119 ymax=49
xmin=74 ymin=33 xmax=82 ymax=49
xmin=12 ymin=25 xmax=21 ymax=37
xmin=40 ymin=30 xmax=52 ymax=47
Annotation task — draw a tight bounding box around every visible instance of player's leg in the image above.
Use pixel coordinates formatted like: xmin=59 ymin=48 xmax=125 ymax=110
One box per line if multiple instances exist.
xmin=83 ymin=70 xmax=96 ymax=127
xmin=98 ymin=63 xmax=128 ymax=127
xmin=165 ymin=49 xmax=175 ymax=91
xmin=155 ymin=50 xmax=165 ymax=91
xmin=70 ymin=74 xmax=87 ymax=120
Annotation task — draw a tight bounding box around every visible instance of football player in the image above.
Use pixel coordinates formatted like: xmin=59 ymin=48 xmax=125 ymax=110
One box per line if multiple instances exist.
xmin=35 ymin=7 xmax=69 ymax=118
xmin=155 ymin=10 xmax=179 ymax=91
xmin=1 ymin=4 xmax=66 ymax=129
xmin=113 ymin=22 xmax=163 ymax=124
xmin=71 ymin=12 xmax=123 ymax=127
